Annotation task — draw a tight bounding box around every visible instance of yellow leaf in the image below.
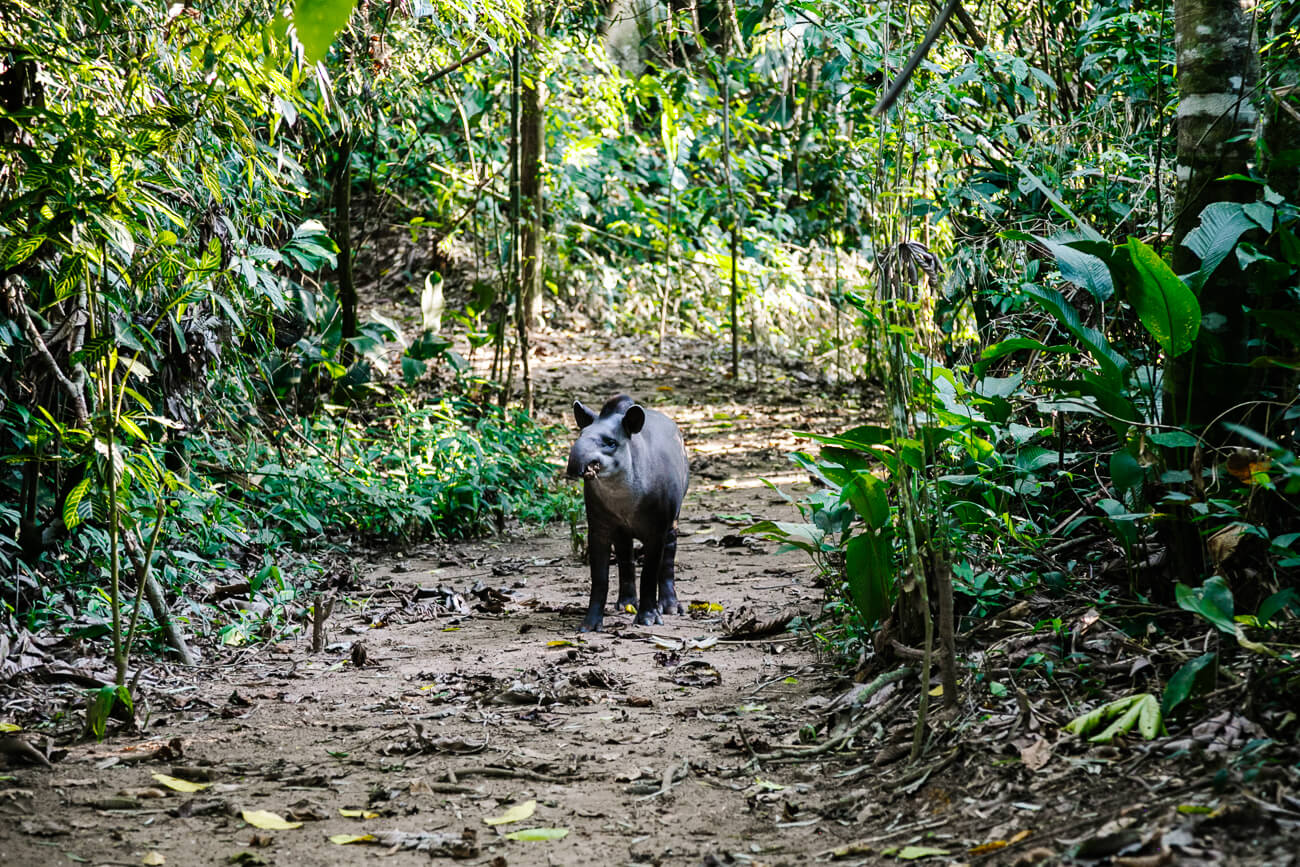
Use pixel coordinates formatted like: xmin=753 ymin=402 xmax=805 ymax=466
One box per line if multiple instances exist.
xmin=623 ymin=603 xmax=637 ymax=614
xmin=968 ymin=841 xmax=1006 ymax=855
xmin=504 ymin=827 xmax=568 ymax=841
xmin=0 ymin=722 xmax=20 ymax=732
xmin=546 ymin=640 xmax=575 ymax=648
xmin=1009 ymin=829 xmax=1033 ymax=844
xmin=687 ymin=601 xmax=723 ymax=613
xmin=656 ymin=385 xmax=673 ymax=391
xmin=141 ymin=852 xmax=166 ymax=866
xmin=928 ymin=685 xmax=944 ymax=697
xmin=241 ymin=809 xmax=302 ymax=830
xmin=484 ymin=799 xmax=537 ymax=826
xmin=330 ymin=834 xmax=375 ymax=845
xmin=338 ymin=808 xmax=380 ymax=819
xmin=151 ymin=773 xmax=210 ymax=793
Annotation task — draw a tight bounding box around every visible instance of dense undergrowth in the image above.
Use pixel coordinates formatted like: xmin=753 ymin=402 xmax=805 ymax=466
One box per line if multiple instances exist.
xmin=1 ymin=0 xmax=1298 ymax=759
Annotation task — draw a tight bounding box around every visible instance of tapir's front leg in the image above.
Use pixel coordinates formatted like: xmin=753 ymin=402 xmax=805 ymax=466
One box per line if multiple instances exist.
xmin=657 ymin=522 xmax=681 ymax=615
xmin=635 ymin=532 xmax=666 ymax=626
xmin=613 ymin=529 xmax=637 ymax=613
xmin=582 ymin=521 xmax=613 ymax=632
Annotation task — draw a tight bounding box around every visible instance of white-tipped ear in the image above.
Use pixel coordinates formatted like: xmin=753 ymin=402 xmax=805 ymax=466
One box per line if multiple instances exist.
xmin=622 ymin=405 xmax=646 ymax=435
xmin=573 ymin=400 xmax=597 ymax=429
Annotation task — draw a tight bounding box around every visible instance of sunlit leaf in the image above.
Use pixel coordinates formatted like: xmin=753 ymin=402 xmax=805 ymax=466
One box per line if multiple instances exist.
xmin=241 ymin=809 xmax=303 ymax=830
xmin=293 ymin=0 xmax=357 ymax=64
xmin=503 ymin=827 xmax=569 ymax=841
xmin=151 ymin=773 xmax=210 ymax=793
xmin=1126 ymin=237 xmax=1200 ymax=357
xmin=483 ymin=799 xmax=537 ymax=826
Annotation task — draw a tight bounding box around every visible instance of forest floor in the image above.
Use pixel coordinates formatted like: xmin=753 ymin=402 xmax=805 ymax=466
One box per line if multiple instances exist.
xmin=3 ymin=333 xmax=1299 ymax=866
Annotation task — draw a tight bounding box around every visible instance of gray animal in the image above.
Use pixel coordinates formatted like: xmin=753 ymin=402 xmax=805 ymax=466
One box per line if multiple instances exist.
xmin=565 ymin=395 xmax=689 ymax=632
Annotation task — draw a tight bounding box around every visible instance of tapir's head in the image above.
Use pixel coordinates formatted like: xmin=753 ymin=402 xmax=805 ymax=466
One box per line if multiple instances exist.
xmin=565 ymin=395 xmax=646 ymax=482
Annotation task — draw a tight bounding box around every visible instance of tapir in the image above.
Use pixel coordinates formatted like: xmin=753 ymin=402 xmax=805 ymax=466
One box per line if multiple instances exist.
xmin=565 ymin=395 xmax=689 ymax=632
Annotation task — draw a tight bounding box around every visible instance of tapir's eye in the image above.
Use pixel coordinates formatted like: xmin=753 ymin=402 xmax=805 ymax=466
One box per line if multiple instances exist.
xmin=601 ymin=436 xmax=617 ymax=449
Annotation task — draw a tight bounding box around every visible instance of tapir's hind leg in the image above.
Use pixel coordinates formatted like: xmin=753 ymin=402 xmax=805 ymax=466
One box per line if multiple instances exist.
xmin=613 ymin=529 xmax=637 ymax=612
xmin=634 ymin=531 xmax=666 ymax=626
xmin=656 ymin=522 xmax=682 ymax=615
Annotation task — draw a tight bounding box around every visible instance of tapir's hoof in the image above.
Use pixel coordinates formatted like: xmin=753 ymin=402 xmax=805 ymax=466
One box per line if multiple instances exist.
xmin=658 ymin=598 xmax=682 ymax=615
xmin=616 ymin=597 xmax=639 ymax=613
xmin=579 ymin=619 xmax=603 ymax=633
xmin=634 ymin=609 xmax=663 ymax=626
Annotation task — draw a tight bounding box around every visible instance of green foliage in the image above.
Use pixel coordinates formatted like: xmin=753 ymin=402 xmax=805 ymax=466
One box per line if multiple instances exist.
xmin=1066 ymin=693 xmax=1165 ymax=743
xmin=293 ymin=0 xmax=358 ymax=64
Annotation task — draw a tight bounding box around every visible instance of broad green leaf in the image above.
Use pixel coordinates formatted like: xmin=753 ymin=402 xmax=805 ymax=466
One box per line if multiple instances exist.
xmin=504 ymin=827 xmax=569 ymax=841
xmin=1176 ymin=576 xmax=1236 ymax=635
xmin=484 ymin=800 xmax=537 ymax=826
xmin=63 ymin=476 xmax=92 ymax=530
xmin=1046 ymin=237 xmax=1113 ymax=301
xmin=845 ymin=532 xmax=892 ymax=625
xmin=1108 ymin=449 xmax=1143 ymax=495
xmin=241 ymin=809 xmax=302 ymax=830
xmin=843 ymin=471 xmax=889 ymax=528
xmin=1182 ymin=201 xmax=1258 ymax=292
xmin=293 ymin=0 xmax=358 ymax=64
xmin=1126 ymin=238 xmax=1201 ymax=357
xmin=1161 ymin=652 xmax=1216 ymax=716
xmin=1149 ymin=431 xmax=1199 ymax=448
xmin=1020 ymin=284 xmax=1129 ymax=385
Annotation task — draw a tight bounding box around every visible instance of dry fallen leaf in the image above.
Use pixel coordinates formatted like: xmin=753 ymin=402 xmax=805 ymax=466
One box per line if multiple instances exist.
xmin=1019 ymin=737 xmax=1053 ymax=771
xmin=151 ymin=773 xmax=209 ymax=793
xmin=240 ymin=809 xmax=302 ymax=830
xmin=140 ymin=852 xmax=165 ymax=866
xmin=339 ymin=808 xmax=380 ymax=820
xmin=483 ymin=799 xmax=537 ymax=826
xmin=329 ymin=834 xmax=376 ymax=845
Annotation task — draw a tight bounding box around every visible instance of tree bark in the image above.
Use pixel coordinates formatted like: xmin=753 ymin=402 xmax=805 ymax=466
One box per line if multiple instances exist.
xmin=519 ymin=11 xmax=546 ymax=326
xmin=331 ymin=132 xmax=358 ymax=366
xmin=1165 ymin=0 xmax=1259 ymax=437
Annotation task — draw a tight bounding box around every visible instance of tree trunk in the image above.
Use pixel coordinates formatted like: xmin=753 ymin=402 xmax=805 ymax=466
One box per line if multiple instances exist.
xmin=1165 ymin=0 xmax=1259 ymax=437
xmin=520 ymin=11 xmax=546 ymax=326
xmin=331 ymin=133 xmax=358 ymax=366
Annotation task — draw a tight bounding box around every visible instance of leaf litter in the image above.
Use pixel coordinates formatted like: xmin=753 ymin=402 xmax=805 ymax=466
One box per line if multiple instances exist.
xmin=0 ymin=336 xmax=1297 ymax=865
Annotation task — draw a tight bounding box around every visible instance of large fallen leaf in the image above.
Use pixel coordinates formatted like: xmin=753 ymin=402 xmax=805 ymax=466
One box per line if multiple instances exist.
xmin=141 ymin=852 xmax=165 ymax=865
xmin=504 ymin=827 xmax=569 ymax=841
xmin=484 ymin=799 xmax=536 ymax=826
xmin=240 ymin=809 xmax=302 ymax=830
xmin=329 ymin=834 xmax=376 ymax=845
xmin=338 ymin=808 xmax=380 ymax=819
xmin=152 ymin=773 xmax=210 ymax=793
xmin=0 ymin=723 xmax=20 ymax=732
xmin=1065 ymin=693 xmax=1165 ymax=743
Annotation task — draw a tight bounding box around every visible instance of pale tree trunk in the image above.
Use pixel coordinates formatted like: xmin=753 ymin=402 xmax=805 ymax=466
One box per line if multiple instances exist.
xmin=1166 ymin=0 xmax=1259 ymax=436
xmin=1161 ymin=0 xmax=1259 ymax=591
xmin=520 ymin=9 xmax=546 ymax=326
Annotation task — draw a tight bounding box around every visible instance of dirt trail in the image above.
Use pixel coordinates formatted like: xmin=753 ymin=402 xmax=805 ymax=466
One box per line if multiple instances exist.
xmin=3 ymin=336 xmax=870 ymax=866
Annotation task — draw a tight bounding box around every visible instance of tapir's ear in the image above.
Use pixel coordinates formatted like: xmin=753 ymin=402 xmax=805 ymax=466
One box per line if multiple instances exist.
xmin=573 ymin=400 xmax=596 ymax=429
xmin=622 ymin=405 xmax=646 ymax=435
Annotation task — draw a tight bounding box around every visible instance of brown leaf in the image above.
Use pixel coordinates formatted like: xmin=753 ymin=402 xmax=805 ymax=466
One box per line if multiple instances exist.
xmin=1018 ymin=736 xmax=1053 ymax=771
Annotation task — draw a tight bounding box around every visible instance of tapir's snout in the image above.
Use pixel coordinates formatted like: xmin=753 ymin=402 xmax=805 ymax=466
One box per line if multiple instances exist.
xmin=565 ymin=443 xmax=600 ymax=480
